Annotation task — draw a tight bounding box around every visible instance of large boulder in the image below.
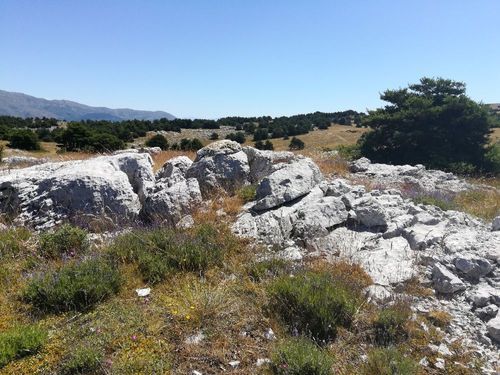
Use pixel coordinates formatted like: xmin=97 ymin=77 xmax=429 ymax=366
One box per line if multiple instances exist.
xmin=143 ymin=156 xmax=202 ymax=225
xmin=252 ymin=157 xmax=323 ymax=211
xmin=186 ymin=140 xmax=250 ymax=196
xmin=0 ymin=153 xmax=154 ymax=229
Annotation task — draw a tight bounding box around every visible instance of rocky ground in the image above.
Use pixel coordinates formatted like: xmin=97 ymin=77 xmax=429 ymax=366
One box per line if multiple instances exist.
xmin=0 ymin=140 xmax=499 ymax=373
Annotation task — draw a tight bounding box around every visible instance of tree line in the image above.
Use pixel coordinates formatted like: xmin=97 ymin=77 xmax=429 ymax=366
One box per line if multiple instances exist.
xmin=0 ymin=110 xmax=365 ymax=152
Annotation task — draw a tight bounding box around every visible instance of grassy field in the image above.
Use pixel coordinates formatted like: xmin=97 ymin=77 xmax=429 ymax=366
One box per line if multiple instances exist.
xmin=243 ymin=125 xmax=369 ymax=151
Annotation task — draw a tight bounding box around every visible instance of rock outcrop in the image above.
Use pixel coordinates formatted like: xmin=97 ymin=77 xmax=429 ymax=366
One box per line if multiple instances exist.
xmin=0 ymin=145 xmax=498 ymax=368
xmin=0 ymin=153 xmax=154 ymax=229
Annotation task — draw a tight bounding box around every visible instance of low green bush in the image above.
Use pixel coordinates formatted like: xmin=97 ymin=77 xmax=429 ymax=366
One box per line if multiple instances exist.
xmin=61 ymin=344 xmax=104 ymax=374
xmin=108 ymin=223 xmax=228 ymax=283
xmin=363 ymin=347 xmax=418 ymax=375
xmin=39 ymin=224 xmax=89 ymax=258
xmin=0 ymin=324 xmax=47 ymax=368
xmin=8 ymin=129 xmax=41 ymax=151
xmin=271 ymin=337 xmax=334 ymax=375
xmin=0 ymin=227 xmax=31 ymax=259
xmin=145 ymin=134 xmax=169 ymax=150
xmin=237 ymin=185 xmax=257 ymax=203
xmin=23 ymin=257 xmax=121 ymax=313
xmin=336 ymin=144 xmax=362 ymax=161
xmin=267 ymin=271 xmax=361 ymax=342
xmin=412 ymin=195 xmax=456 ymax=211
xmin=248 ymin=258 xmax=292 ymax=281
xmin=373 ymin=304 xmax=410 ymax=346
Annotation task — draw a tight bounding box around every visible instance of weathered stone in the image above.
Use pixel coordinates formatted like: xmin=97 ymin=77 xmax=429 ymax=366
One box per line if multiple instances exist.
xmin=352 ymin=196 xmax=389 ymax=227
xmin=0 ymin=153 xmax=153 ymax=229
xmin=186 ymin=140 xmax=250 ymax=195
xmin=454 ymin=255 xmax=493 ymax=280
xmin=486 ymin=315 xmax=500 ymax=343
xmin=253 ymin=158 xmax=323 ymax=211
xmin=432 ymin=264 xmax=466 ymax=294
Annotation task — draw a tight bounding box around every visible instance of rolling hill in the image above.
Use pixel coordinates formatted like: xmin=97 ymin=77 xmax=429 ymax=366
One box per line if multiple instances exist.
xmin=0 ymin=90 xmax=175 ymax=121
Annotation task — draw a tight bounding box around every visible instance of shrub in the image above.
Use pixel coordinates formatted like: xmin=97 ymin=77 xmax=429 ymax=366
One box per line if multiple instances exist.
xmin=0 ymin=227 xmax=31 ymax=259
xmin=373 ymin=303 xmax=410 ymax=346
xmin=145 ymin=134 xmax=169 ymax=150
xmin=0 ymin=324 xmax=47 ymax=368
xmin=255 ymin=140 xmax=274 ymax=150
xmin=336 ymin=144 xmax=361 ymax=161
xmin=88 ymin=133 xmax=124 ymax=152
xmin=0 ymin=144 xmax=4 ymax=162
xmin=289 ymin=137 xmax=305 ymax=150
xmin=39 ymin=224 xmax=89 ymax=258
xmin=363 ymin=347 xmax=418 ymax=375
xmin=8 ymin=129 xmax=41 ymax=151
xmin=427 ymin=309 xmax=452 ymax=328
xmin=271 ymin=337 xmax=334 ymax=375
xmin=108 ymin=224 xmax=228 ymax=283
xmin=179 ymin=138 xmax=203 ymax=151
xmin=268 ymin=271 xmax=360 ymax=342
xmin=411 ymin=195 xmax=456 ymax=211
xmin=61 ymin=344 xmax=104 ymax=374
xmin=248 ymin=258 xmax=292 ymax=281
xmin=226 ymin=132 xmax=246 ymax=144
xmin=209 ymin=132 xmax=219 ymax=140
xmin=237 ymin=185 xmax=257 ymax=202
xmin=23 ymin=257 xmax=121 ymax=312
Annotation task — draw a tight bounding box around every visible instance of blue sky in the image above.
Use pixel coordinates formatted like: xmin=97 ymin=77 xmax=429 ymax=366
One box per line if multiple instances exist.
xmin=1 ymin=0 xmax=499 ymax=118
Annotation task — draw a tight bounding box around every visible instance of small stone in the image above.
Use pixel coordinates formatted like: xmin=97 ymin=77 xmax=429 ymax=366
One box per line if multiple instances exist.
xmin=486 ymin=315 xmax=500 ymax=343
xmin=185 ymin=331 xmax=205 ymax=345
xmin=256 ymin=358 xmax=271 ymax=367
xmin=135 ymin=288 xmax=151 ymax=297
xmin=192 ymin=371 xmax=202 ymax=375
xmin=475 ymin=304 xmax=499 ymax=321
xmin=228 ymin=360 xmax=240 ymax=368
xmin=419 ymin=357 xmax=429 ymax=367
xmin=264 ymin=328 xmax=276 ymax=340
xmin=437 ymin=343 xmax=452 ymax=357
xmin=434 ymin=358 xmax=445 ymax=370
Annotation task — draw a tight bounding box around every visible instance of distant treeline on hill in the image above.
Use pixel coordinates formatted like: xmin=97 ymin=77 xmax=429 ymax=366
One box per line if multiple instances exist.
xmin=0 ymin=110 xmax=365 ymax=152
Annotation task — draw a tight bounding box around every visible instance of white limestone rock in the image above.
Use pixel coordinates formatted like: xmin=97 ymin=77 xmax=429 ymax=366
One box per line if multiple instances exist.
xmin=486 ymin=315 xmax=500 ymax=343
xmin=186 ymin=140 xmax=250 ymax=195
xmin=253 ymin=157 xmax=323 ymax=211
xmin=0 ymin=153 xmax=153 ymax=229
xmin=432 ymin=264 xmax=466 ymax=294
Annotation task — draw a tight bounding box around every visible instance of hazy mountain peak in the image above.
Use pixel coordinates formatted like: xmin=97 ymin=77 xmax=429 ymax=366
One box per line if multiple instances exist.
xmin=0 ymin=90 xmax=175 ymax=121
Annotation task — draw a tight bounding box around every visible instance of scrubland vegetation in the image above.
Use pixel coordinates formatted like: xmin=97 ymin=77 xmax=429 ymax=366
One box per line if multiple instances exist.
xmin=0 ymin=210 xmax=486 ymax=374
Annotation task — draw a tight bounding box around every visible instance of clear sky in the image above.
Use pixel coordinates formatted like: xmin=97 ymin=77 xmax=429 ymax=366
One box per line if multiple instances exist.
xmin=1 ymin=0 xmax=499 ymax=119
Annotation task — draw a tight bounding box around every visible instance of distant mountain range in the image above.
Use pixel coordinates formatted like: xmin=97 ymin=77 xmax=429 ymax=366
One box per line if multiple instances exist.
xmin=0 ymin=90 xmax=175 ymax=121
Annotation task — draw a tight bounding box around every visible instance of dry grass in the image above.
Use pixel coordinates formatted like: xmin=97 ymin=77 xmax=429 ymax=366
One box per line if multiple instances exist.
xmin=455 ymin=188 xmax=500 ymax=221
xmin=490 ymin=127 xmax=500 ymax=143
xmin=243 ymin=125 xmax=368 ymax=152
xmin=427 ymin=310 xmax=453 ymax=328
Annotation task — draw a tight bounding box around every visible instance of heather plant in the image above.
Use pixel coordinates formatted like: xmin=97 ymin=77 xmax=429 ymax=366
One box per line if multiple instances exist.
xmin=363 ymin=347 xmax=418 ymax=375
xmin=39 ymin=224 xmax=89 ymax=258
xmin=373 ymin=303 xmax=411 ymax=346
xmin=271 ymin=337 xmax=334 ymax=375
xmin=268 ymin=271 xmax=361 ymax=342
xmin=108 ymin=223 xmax=230 ymax=283
xmin=0 ymin=324 xmax=47 ymax=368
xmin=23 ymin=257 xmax=121 ymax=312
